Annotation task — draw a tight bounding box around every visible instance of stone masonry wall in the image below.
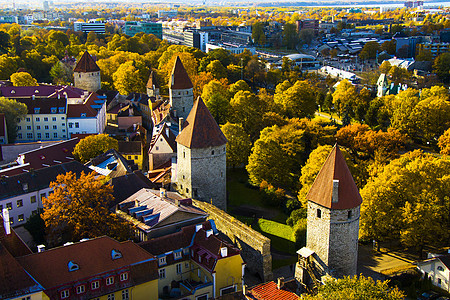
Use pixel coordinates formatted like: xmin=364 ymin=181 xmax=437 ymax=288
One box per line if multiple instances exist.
xmin=192 ymin=200 xmax=273 ymax=282
xmin=74 ymin=71 xmax=101 ymax=92
xmin=169 ymin=88 xmax=193 ymax=119
xmin=306 ymin=201 xmax=331 ymax=275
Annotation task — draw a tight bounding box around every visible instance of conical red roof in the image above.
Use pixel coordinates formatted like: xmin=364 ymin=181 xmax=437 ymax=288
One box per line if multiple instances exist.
xmin=74 ymin=51 xmax=100 ymax=73
xmin=146 ymin=70 xmax=159 ymax=89
xmin=306 ymin=145 xmax=362 ymax=209
xmin=176 ymin=97 xmax=227 ymax=149
xmin=169 ymin=56 xmax=193 ymax=90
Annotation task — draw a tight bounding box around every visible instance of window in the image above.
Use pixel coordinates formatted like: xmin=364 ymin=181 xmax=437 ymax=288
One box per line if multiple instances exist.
xmin=31 ymin=196 xmax=36 ymax=203
xmin=69 ymin=123 xmax=73 ymax=128
xmin=35 ymin=117 xmax=40 ymax=121
xmin=174 ymin=251 xmax=182 ymax=260
xmin=220 ymin=286 xmax=236 ymax=296
xmin=106 ymin=276 xmax=114 ymax=285
xmin=185 ymin=262 xmax=189 ymax=269
xmin=26 ymin=117 xmax=31 ymax=122
xmin=183 ymin=248 xmax=189 ymax=255
xmin=120 ymin=272 xmax=128 ymax=281
xmin=34 ymin=108 xmax=40 ymax=114
xmin=37 ymin=133 xmax=41 ymax=139
xmin=20 ymin=297 xmax=30 ymax=300
xmin=348 ymin=210 xmax=352 ymax=219
xmin=317 ymin=209 xmax=321 ymax=218
xmin=17 ymin=199 xmax=23 ymax=207
xmin=159 ymin=256 xmax=166 ymax=266
xmin=159 ymin=268 xmax=166 ymax=279
xmin=62 ymin=129 xmax=65 ymax=132
xmin=198 ymin=269 xmax=201 ymax=278
xmin=6 ymin=202 xmax=12 ymax=210
xmin=211 ymin=150 xmax=214 ymax=155
xmin=0 ymin=205 xmax=2 ymax=210
xmin=45 ymin=133 xmax=50 ymax=139
xmin=76 ymin=285 xmax=85 ymax=294
xmin=27 ymin=133 xmax=33 ymax=139
xmin=61 ymin=123 xmax=65 ymax=127
xmin=91 ymin=280 xmax=100 ymax=289
xmin=44 ymin=125 xmax=49 ymax=130
xmin=438 ymin=278 xmax=442 ymax=285
xmin=68 ymin=261 xmax=79 ymax=271
xmin=75 ymin=122 xmax=79 ymax=128
xmin=9 ymin=217 xmax=13 ymax=224
xmin=53 ymin=133 xmax=58 ymax=138
xmin=40 ymin=193 xmax=46 ymax=200
xmin=53 ymin=125 xmax=57 ymax=129
xmin=122 ymin=289 xmax=129 ymax=300
xmin=27 ymin=125 xmax=31 ymax=130
xmin=18 ymin=214 xmax=24 ymax=222
xmin=44 ymin=117 xmax=48 ymax=121
xmin=61 ymin=116 xmax=65 ymax=120
xmin=51 ymin=108 xmax=57 ymax=113
xmin=108 ymin=294 xmax=115 ymax=300
xmin=176 ymin=263 xmax=182 ymax=274
xmin=196 ymin=294 xmax=208 ymax=300
xmin=60 ymin=289 xmax=69 ymax=299
xmin=18 ymin=133 xmax=22 ymax=139
xmin=186 ymin=188 xmax=189 ymax=194
xmin=59 ymin=107 xmax=64 ymax=113
xmin=52 ymin=117 xmax=56 ymax=121
xmin=134 ymin=156 xmax=138 ymax=160
xmin=437 ymin=266 xmax=444 ymax=271
xmin=17 ymin=125 xmax=21 ymax=130
xmin=36 ymin=125 xmax=40 ymax=130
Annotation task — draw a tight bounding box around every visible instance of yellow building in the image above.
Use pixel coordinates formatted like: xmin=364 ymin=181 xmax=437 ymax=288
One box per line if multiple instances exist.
xmin=140 ymin=221 xmax=245 ymax=299
xmin=119 ymin=140 xmax=144 ymax=170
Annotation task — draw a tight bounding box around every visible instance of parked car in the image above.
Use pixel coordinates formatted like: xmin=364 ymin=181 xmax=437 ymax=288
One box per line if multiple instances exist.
xmin=418 ymin=291 xmax=440 ymax=300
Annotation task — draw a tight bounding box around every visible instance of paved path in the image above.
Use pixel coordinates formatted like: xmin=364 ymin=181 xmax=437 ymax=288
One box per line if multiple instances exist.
xmin=314 ymin=112 xmax=342 ymax=124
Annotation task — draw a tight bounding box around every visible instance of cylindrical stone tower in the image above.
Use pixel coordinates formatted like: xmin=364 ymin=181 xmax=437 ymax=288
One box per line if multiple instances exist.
xmin=73 ymin=51 xmax=101 ymax=92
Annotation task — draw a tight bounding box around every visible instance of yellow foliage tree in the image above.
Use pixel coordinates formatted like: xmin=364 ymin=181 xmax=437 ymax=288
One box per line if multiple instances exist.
xmin=72 ymin=134 xmax=118 ymax=163
xmin=10 ymin=71 xmax=38 ymax=86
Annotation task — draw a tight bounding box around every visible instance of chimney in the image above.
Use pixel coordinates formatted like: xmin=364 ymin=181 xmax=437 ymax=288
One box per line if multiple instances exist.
xmin=2 ymin=208 xmax=10 ymax=235
xmin=173 ymin=109 xmax=177 ymax=118
xmin=175 ymin=199 xmax=180 ymax=206
xmin=277 ymin=277 xmax=285 ymax=289
xmin=32 ymin=94 xmax=35 ymax=100
xmin=179 ymin=117 xmax=184 ymax=133
xmin=165 ymin=127 xmax=169 ymax=137
xmin=220 ymin=246 xmax=228 ymax=257
xmin=206 ymin=229 xmax=213 ymax=238
xmin=37 ymin=244 xmax=45 ymax=252
xmin=332 ymin=179 xmax=339 ymax=203
xmin=160 ymin=188 xmax=166 ymax=198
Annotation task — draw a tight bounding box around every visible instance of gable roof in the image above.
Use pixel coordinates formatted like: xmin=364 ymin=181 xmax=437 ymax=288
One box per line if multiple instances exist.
xmin=86 ymin=148 xmax=135 ymax=178
xmin=149 ymin=123 xmax=177 ymax=153
xmin=109 ymin=171 xmax=156 ymax=206
xmin=73 ymin=51 xmax=100 ymax=73
xmin=175 ymin=97 xmax=227 ymax=149
xmin=306 ymin=144 xmax=362 ymax=210
xmin=16 ymin=236 xmax=157 ymax=289
xmin=67 ymin=92 xmax=101 ymax=118
xmin=0 ymin=216 xmax=32 ymax=257
xmin=15 ymin=97 xmax=67 ymax=115
xmin=169 ymin=56 xmax=193 ymax=90
xmin=147 ymin=70 xmax=159 ymax=89
xmin=248 ymin=281 xmax=299 ymax=300
xmin=118 ymin=141 xmax=142 ymax=155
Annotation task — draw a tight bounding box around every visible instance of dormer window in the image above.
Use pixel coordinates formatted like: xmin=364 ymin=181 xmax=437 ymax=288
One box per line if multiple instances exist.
xmin=34 ymin=108 xmax=40 ymax=114
xmin=35 ymin=90 xmax=39 ymax=93
xmin=81 ymin=113 xmax=86 ymax=117
xmin=51 ymin=107 xmax=57 ymax=113
xmin=159 ymin=256 xmax=166 ymax=266
xmin=174 ymin=251 xmax=182 ymax=260
xmin=11 ymin=90 xmax=15 ymax=94
xmin=111 ymin=249 xmax=122 ymax=260
xmin=437 ymin=266 xmax=444 ymax=271
xmin=68 ymin=260 xmax=79 ymax=272
xmin=59 ymin=107 xmax=65 ymax=113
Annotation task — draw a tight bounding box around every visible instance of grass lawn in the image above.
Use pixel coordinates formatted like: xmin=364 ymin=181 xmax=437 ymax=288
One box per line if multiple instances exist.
xmin=254 ymin=218 xmax=297 ymax=254
xmin=227 ymin=168 xmax=270 ymax=209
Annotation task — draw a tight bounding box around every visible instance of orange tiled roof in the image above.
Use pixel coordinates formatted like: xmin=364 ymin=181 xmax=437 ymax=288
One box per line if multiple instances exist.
xmin=73 ymin=51 xmax=100 ymax=73
xmin=250 ymin=281 xmax=299 ymax=300
xmin=175 ymin=97 xmax=227 ymax=149
xmin=306 ymin=144 xmax=362 ymax=210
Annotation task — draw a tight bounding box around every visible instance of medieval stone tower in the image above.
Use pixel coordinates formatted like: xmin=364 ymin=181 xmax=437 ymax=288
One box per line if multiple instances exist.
xmin=175 ymin=97 xmax=227 ymax=211
xmin=298 ymin=145 xmax=362 ymax=281
xmin=73 ymin=51 xmax=101 ymax=92
xmin=146 ymin=70 xmax=160 ymax=97
xmin=169 ymin=56 xmax=194 ymax=120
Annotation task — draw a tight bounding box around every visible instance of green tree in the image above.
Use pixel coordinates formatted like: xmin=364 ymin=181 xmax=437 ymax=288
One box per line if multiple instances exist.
xmin=72 ymin=134 xmax=119 ymax=163
xmin=433 ymin=52 xmax=450 ymax=83
xmin=220 ymin=122 xmax=252 ymax=168
xmin=201 ymin=80 xmax=230 ymax=125
xmin=282 ymin=23 xmax=298 ymax=50
xmin=416 ymin=48 xmax=433 ymax=61
xmin=228 ymin=79 xmax=251 ymax=97
xmin=332 ymin=79 xmax=358 ymax=116
xmin=42 ymin=171 xmax=132 ymax=246
xmin=50 ymin=61 xmax=73 ymax=85
xmin=298 ymin=28 xmax=315 ymax=45
xmin=359 ymin=41 xmax=381 ymax=60
xmin=0 ymin=97 xmax=27 ymax=142
xmin=112 ymin=61 xmax=145 ymax=95
xmin=10 ymin=72 xmax=38 ymax=86
xmin=252 ymin=21 xmax=266 ymax=46
xmin=0 ymin=54 xmax=20 ymax=79
xmin=381 ymin=39 xmax=396 ymax=55
xmin=206 ymin=59 xmax=227 ymax=80
xmin=304 ymin=275 xmax=404 ymax=300
xmin=274 ymin=80 xmax=316 ymax=118
xmin=360 ymin=151 xmax=450 ymax=255
xmin=0 ymin=31 xmax=11 ymax=54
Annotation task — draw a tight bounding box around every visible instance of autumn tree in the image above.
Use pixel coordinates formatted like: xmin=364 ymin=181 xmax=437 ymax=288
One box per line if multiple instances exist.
xmin=42 ymin=171 xmax=132 ymax=246
xmin=332 ymin=79 xmax=358 ymax=116
xmin=206 ymin=59 xmax=227 ymax=80
xmin=0 ymin=97 xmax=27 ymax=142
xmin=282 ymin=23 xmax=299 ymax=50
xmin=201 ymin=79 xmax=230 ymax=124
xmin=10 ymin=72 xmax=38 ymax=86
xmin=220 ymin=122 xmax=252 ymax=168
xmin=72 ymin=134 xmax=119 ymax=163
xmin=438 ymin=128 xmax=450 ymax=155
xmin=432 ymin=52 xmax=450 ymax=83
xmin=274 ymin=80 xmax=316 ymax=118
xmin=112 ymin=61 xmax=145 ymax=95
xmin=252 ymin=21 xmax=266 ymax=46
xmin=360 ymin=151 xmax=450 ymax=256
xmin=303 ymin=276 xmax=404 ymax=300
xmin=359 ymin=41 xmax=380 ymax=60
xmin=228 ymin=79 xmax=251 ymax=97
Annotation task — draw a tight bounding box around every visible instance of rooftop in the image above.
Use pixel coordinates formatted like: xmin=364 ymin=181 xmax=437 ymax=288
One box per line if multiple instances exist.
xmin=169 ymin=56 xmax=193 ymax=90
xmin=73 ymin=51 xmax=100 ymax=73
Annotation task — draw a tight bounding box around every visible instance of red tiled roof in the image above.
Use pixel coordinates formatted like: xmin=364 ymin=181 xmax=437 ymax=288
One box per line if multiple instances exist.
xmin=73 ymin=51 xmax=100 ymax=73
xmin=16 ymin=236 xmax=157 ymax=289
xmin=176 ymin=97 xmax=227 ymax=149
xmin=0 ymin=138 xmax=80 ymax=176
xmin=67 ymin=92 xmax=99 ymax=118
xmin=0 ymin=216 xmax=32 ymax=257
xmin=147 ymin=70 xmax=159 ymax=89
xmin=250 ymin=281 xmax=299 ymax=300
xmin=306 ymin=144 xmax=362 ymax=210
xmin=14 ymin=97 xmax=67 ymax=115
xmin=169 ymin=56 xmax=193 ymax=90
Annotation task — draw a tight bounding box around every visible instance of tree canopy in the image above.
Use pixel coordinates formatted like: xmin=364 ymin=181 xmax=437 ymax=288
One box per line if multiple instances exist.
xmin=72 ymin=134 xmax=119 ymax=163
xmin=10 ymin=71 xmax=38 ymax=86
xmin=221 ymin=122 xmax=252 ymax=168
xmin=0 ymin=97 xmax=27 ymax=142
xmin=42 ymin=171 xmax=132 ymax=246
